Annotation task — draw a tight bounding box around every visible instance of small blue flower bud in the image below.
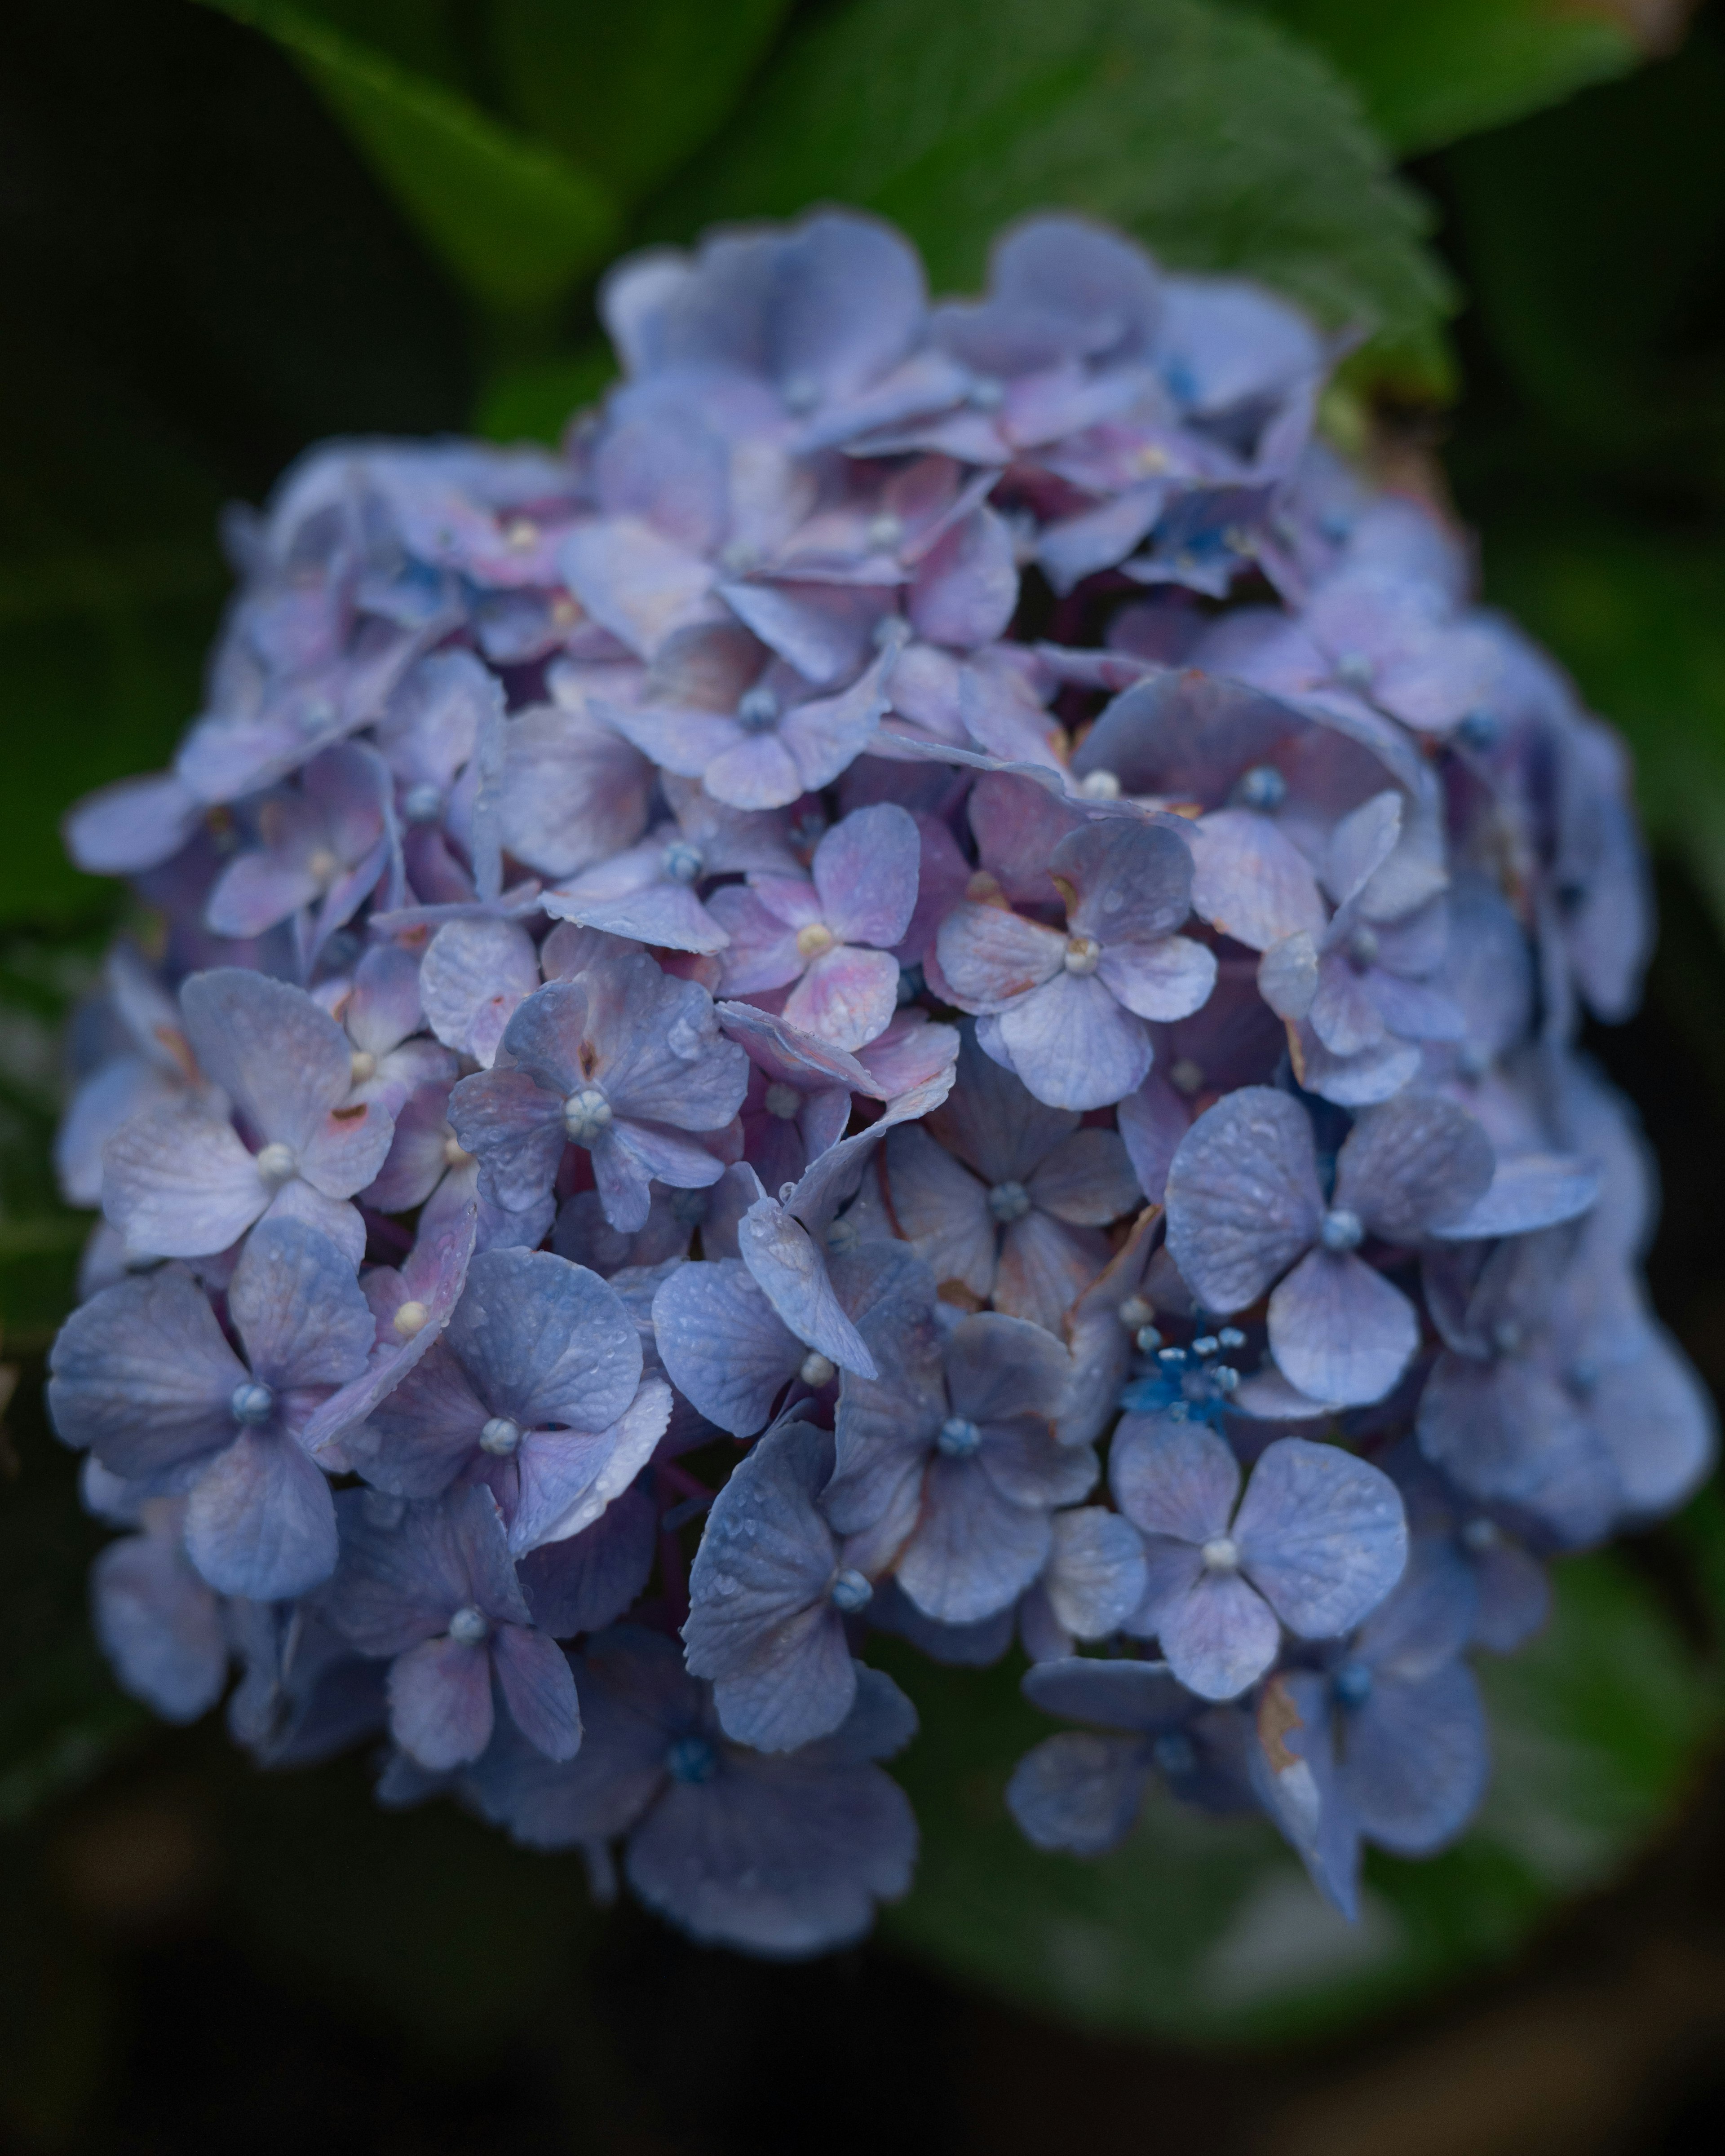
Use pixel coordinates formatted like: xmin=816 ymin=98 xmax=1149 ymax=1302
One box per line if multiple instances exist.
xmin=830 ymin=1568 xmax=873 ymax=1614
xmin=1332 ymin=1660 xmax=1373 ymax=1709
xmin=563 ymin=1086 xmax=613 ymax=1142
xmin=448 ymin=1605 xmax=490 ymax=1647
xmin=987 ymin=1179 xmax=1032 ymax=1224
xmin=1319 ymin=1207 xmax=1364 ymax=1253
xmin=230 ymin=1381 xmax=274 ymax=1426
xmin=479 ymin=1416 xmax=521 ymax=1456
xmin=937 ymin=1416 xmax=982 ymax=1460
xmin=665 ymin=1733 xmax=718 ymax=1784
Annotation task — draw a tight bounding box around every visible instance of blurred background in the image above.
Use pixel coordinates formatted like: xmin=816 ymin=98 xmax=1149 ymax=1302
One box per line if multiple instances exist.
xmin=8 ymin=2 xmax=1725 ymax=2148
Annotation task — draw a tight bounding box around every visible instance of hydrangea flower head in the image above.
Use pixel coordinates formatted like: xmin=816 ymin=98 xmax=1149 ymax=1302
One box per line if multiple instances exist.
xmin=49 ymin=203 xmax=1705 ymax=1954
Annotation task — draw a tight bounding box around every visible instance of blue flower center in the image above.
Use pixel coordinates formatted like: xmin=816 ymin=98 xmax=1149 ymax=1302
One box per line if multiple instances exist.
xmin=830 ymin=1568 xmax=873 ymax=1614
xmin=1232 ymin=764 xmax=1287 ymax=812
xmin=479 ymin=1416 xmax=521 ymax=1457
xmin=799 ymin=1350 xmax=837 ymax=1388
xmin=736 ymin=685 xmax=780 ymax=733
xmin=661 ymin=840 xmax=703 ymax=884
xmin=563 ymin=1086 xmax=613 ymax=1142
xmin=1319 ymin=1207 xmax=1364 ymax=1253
xmin=402 ymin=782 xmax=444 ymax=824
xmin=765 ymin=1082 xmax=802 ymax=1120
xmin=1346 ymin=926 xmax=1380 ymax=970
xmin=665 ymin=1734 xmax=718 ymax=1784
xmin=937 ymin=1416 xmax=982 ymax=1460
xmin=1332 ymin=1660 xmax=1373 ymax=1709
xmin=230 ymin=1381 xmax=274 ymax=1426
xmin=987 ymin=1179 xmax=1032 ymax=1224
xmin=448 ymin=1605 xmax=490 ymax=1647
xmin=1152 ymin=1731 xmax=1196 ymax=1778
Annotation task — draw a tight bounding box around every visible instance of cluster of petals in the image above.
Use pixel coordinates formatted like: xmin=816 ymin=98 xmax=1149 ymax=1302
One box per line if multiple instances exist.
xmin=46 ymin=203 xmax=1709 ymax=1947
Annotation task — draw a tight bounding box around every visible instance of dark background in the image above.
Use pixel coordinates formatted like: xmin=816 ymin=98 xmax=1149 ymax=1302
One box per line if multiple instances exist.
xmin=7 ymin=3 xmax=1725 ymax=2148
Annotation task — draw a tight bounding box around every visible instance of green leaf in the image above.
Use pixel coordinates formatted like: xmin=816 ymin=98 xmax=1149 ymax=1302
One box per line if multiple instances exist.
xmin=474 ymin=345 xmax=617 ymax=446
xmin=656 ymin=0 xmax=1455 ymax=393
xmin=1253 ymin=0 xmax=1670 ymax=155
xmin=488 ymin=0 xmax=795 ymax=205
xmin=196 ymin=0 xmax=618 ymax=321
xmin=879 ymin=1549 xmax=1713 ymax=2042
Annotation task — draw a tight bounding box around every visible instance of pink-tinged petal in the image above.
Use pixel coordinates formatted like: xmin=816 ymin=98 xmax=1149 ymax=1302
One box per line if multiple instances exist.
xmin=185 ymin=1430 xmax=338 ymax=1600
xmin=779 ymin=651 xmax=896 ymax=792
xmin=180 ymin=970 xmax=350 ymax=1151
xmin=881 ymin=1124 xmax=996 ymax=1298
xmin=1309 ymin=952 xmax=1385 ymax=1056
xmin=204 ymin=848 xmax=321 ymax=937
xmin=968 ymin=770 xmax=1086 ymax=904
xmin=598 ymin=698 xmax=744 ymax=778
xmin=102 ymin=1099 xmax=269 ymax=1259
xmin=813 ymin=803 xmax=920 ymax=949
xmin=1159 ymin=1570 xmax=1281 ymax=1701
xmin=719 ymin=580 xmax=888 ymax=685
xmin=448 ymin=1068 xmax=566 ymax=1211
xmin=908 ymin=506 xmax=1018 ymax=648
xmin=65 ymin=770 xmax=202 ymax=875
xmin=1361 ymin=971 xmax=1466 ymax=1042
xmin=1115 ymin=1074 xmax=1190 ymax=1205
xmin=708 ymin=886 xmax=806 ymax=993
xmin=1026 ymin=1128 xmax=1141 ymax=1225
xmin=958 ymin=663 xmax=1065 ymax=769
xmin=1097 ymin=934 xmax=1217 ymax=1023
xmin=782 ymin=946 xmax=900 ymax=1051
xmin=262 ymin=1181 xmax=367 ymax=1269
xmin=512 ymin=1379 xmax=671 ymax=1552
xmin=893 ymin=812 xmax=972 ymax=964
xmin=560 ymin=517 xmax=717 ymax=658
xmin=1055 ymin=818 xmax=1195 ymax=946
xmin=1109 ymin=1414 xmax=1239 ymax=1543
xmin=1268 ymin=1248 xmax=1418 ymax=1408
xmin=748 ymin=872 xmax=827 ymax=934
xmin=996 ymin=973 xmax=1152 ymax=1113
xmin=1188 ymin=808 xmax=1327 ymax=952
xmin=57 ymin=1056 xmax=180 ymax=1208
xmin=704 ymin=729 xmax=807 ymax=810
xmin=739 ymin=1199 xmax=876 ymax=1376
xmin=1289 ymin=1025 xmax=1420 ymax=1108
xmin=553 ymin=881 xmax=728 ymax=954
xmin=1258 ymin=931 xmax=1320 ymax=1021
xmin=1322 ymin=790 xmax=1403 ymax=906
xmin=994 ymin=1209 xmax=1108 ymax=1333
xmin=420 ymin=918 xmax=540 ymax=1068
xmin=1163 ymin=1087 xmax=1322 ymax=1310
xmin=492 ymin=1625 xmax=582 ymax=1760
xmin=301 ymin=1202 xmax=478 ymax=1459
xmin=388 ymin=1635 xmax=495 ymax=1770
xmin=651 ymin=1259 xmax=803 ymax=1438
xmin=296 ymin=1092 xmax=396 ymax=1202
xmin=719 ymin=1001 xmax=884 ymax=1096
xmin=935 ymin=904 xmax=1065 ymax=1010
xmin=1057 ymin=1206 xmax=1161 ymax=1448
xmin=855 ymin=1009 xmax=959 ymax=1098
xmin=345 ymin=942 xmax=426 ymax=1058
xmin=496 ymin=704 xmax=653 ymax=879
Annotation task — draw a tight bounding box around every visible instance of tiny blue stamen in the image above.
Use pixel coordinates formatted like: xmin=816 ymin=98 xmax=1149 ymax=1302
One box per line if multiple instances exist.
xmin=938 ymin=1416 xmax=982 ymax=1460
xmin=665 ymin=1733 xmax=718 ymax=1783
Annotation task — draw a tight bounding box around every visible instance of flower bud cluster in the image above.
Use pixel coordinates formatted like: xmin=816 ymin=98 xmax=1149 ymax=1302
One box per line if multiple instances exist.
xmin=50 ymin=209 xmax=1711 ymax=1946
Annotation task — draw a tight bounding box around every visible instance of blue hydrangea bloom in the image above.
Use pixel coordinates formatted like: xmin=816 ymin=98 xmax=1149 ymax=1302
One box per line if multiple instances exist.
xmin=47 ymin=201 xmax=1702 ymax=1959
